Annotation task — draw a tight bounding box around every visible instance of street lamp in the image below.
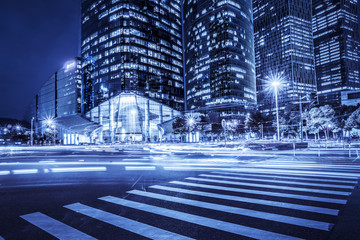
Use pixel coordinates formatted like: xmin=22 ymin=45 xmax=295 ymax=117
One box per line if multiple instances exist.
xmin=130 ymin=108 xmax=137 ymax=143
xmin=186 ymin=115 xmax=197 ymax=143
xmin=51 ymin=124 xmax=56 ymax=145
xmin=45 ymin=119 xmax=53 ymax=126
xmin=43 ymin=117 xmax=55 ymax=145
xmin=271 ymin=80 xmax=281 ymax=141
xmin=265 ymin=71 xmax=285 ymax=141
xmin=31 ymin=117 xmax=34 ymax=146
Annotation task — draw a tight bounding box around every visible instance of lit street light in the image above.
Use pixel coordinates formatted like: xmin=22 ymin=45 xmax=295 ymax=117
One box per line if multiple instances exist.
xmin=272 ymin=80 xmax=281 ymax=141
xmin=43 ymin=117 xmax=55 ymax=145
xmin=186 ymin=115 xmax=197 ymax=143
xmin=265 ymin=71 xmax=285 ymax=141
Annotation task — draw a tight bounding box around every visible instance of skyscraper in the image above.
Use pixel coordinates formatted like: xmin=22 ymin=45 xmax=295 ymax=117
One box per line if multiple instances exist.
xmin=81 ymin=0 xmax=184 ymax=112
xmin=313 ymin=0 xmax=360 ymax=105
xmin=28 ymin=58 xmax=83 ymax=138
xmin=253 ymin=0 xmax=317 ymax=112
xmin=183 ymin=0 xmax=257 ymax=117
xmin=34 ymin=58 xmax=82 ymax=121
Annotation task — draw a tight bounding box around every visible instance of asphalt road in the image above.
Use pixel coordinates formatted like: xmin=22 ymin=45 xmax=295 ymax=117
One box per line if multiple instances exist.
xmin=0 ymin=144 xmax=359 ymax=239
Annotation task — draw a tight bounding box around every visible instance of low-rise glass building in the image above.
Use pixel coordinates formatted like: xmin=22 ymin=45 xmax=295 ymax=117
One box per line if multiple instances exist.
xmin=86 ymin=93 xmax=181 ymax=143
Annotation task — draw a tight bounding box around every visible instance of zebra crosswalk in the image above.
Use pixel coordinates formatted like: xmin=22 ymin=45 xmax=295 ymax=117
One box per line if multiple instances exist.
xmin=20 ymin=166 xmax=359 ymax=239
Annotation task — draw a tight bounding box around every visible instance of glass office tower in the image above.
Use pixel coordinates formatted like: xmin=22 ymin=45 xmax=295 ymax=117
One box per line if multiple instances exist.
xmin=253 ymin=0 xmax=317 ymax=112
xmin=34 ymin=58 xmax=82 ymax=121
xmin=81 ymin=0 xmax=184 ymax=112
xmin=29 ymin=58 xmax=83 ymax=136
xmin=183 ymin=0 xmax=256 ymax=117
xmin=313 ymin=0 xmax=360 ymax=105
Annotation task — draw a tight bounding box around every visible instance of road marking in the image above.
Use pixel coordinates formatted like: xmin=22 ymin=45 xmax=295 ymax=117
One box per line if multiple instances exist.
xmin=21 ymin=212 xmax=96 ymax=240
xmin=50 ymin=167 xmax=107 ymax=173
xmin=65 ymin=203 xmax=193 ymax=240
xmin=149 ymin=185 xmax=339 ymax=216
xmin=200 ymin=174 xmax=355 ymax=190
xmin=221 ymin=168 xmax=360 ymax=179
xmin=187 ymin=177 xmax=351 ymax=196
xmin=211 ymin=171 xmax=358 ymax=184
xmin=12 ymin=169 xmax=38 ymax=175
xmin=125 ymin=166 xmax=156 ymax=171
xmin=0 ymin=170 xmax=10 ymax=175
xmin=170 ymin=181 xmax=347 ymax=204
xmin=128 ymin=190 xmax=332 ymax=231
xmin=163 ymin=167 xmax=231 ymax=171
xmin=99 ymin=195 xmax=303 ymax=240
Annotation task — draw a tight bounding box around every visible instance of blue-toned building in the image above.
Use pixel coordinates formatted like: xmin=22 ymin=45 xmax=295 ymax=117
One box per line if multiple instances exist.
xmin=32 ymin=58 xmax=82 ymax=122
xmin=79 ymin=0 xmax=185 ymax=142
xmin=28 ymin=58 xmax=91 ymax=144
xmin=253 ymin=0 xmax=317 ymax=112
xmin=313 ymin=0 xmax=360 ymax=106
xmin=183 ymin=0 xmax=257 ymax=118
xmin=81 ymin=0 xmax=184 ymax=112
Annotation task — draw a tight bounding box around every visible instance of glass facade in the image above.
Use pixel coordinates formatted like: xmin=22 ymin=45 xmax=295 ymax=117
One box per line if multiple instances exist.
xmin=81 ymin=0 xmax=184 ymax=112
xmin=30 ymin=58 xmax=83 ymax=134
xmin=253 ymin=0 xmax=317 ymax=112
xmin=86 ymin=92 xmax=181 ymax=142
xmin=183 ymin=0 xmax=256 ymax=117
xmin=313 ymin=0 xmax=360 ymax=105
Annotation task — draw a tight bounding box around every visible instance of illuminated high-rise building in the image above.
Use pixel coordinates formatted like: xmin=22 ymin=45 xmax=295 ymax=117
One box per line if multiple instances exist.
xmin=81 ymin=0 xmax=184 ymax=112
xmin=313 ymin=0 xmax=360 ymax=105
xmin=253 ymin=0 xmax=317 ymax=112
xmin=80 ymin=0 xmax=184 ymax=142
xmin=28 ymin=58 xmax=86 ymax=143
xmin=183 ymin=0 xmax=257 ymax=117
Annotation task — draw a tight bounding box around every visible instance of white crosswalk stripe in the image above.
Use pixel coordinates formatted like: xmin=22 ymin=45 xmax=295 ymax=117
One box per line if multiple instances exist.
xmin=219 ymin=167 xmax=360 ymax=178
xmin=127 ymin=189 xmax=333 ymax=231
xmin=169 ymin=180 xmax=348 ymax=204
xmin=149 ymin=184 xmax=339 ymax=215
xmin=211 ymin=171 xmax=358 ymax=184
xmin=186 ymin=177 xmax=352 ymax=196
xmin=205 ymin=173 xmax=355 ymax=189
xmin=99 ymin=195 xmax=303 ymax=240
xmin=65 ymin=203 xmax=194 ymax=240
xmin=20 ymin=212 xmax=96 ymax=240
xmin=18 ymin=162 xmax=358 ymax=240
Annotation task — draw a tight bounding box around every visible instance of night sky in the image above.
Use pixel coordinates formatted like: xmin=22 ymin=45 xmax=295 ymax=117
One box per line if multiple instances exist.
xmin=0 ymin=0 xmax=80 ymax=120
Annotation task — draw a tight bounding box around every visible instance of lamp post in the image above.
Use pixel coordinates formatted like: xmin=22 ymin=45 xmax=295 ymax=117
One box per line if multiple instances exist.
xmin=130 ymin=108 xmax=137 ymax=143
xmin=31 ymin=117 xmax=34 ymax=146
xmin=221 ymin=119 xmax=227 ymax=146
xmin=187 ymin=116 xmax=196 ymax=143
xmin=45 ymin=118 xmax=54 ymax=145
xmin=51 ymin=124 xmax=56 ymax=145
xmin=272 ymin=80 xmax=281 ymax=141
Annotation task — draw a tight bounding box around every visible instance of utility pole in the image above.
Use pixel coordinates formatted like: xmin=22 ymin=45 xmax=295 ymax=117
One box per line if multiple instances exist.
xmin=300 ymin=95 xmax=303 ymax=142
xmin=31 ymin=117 xmax=34 ymax=146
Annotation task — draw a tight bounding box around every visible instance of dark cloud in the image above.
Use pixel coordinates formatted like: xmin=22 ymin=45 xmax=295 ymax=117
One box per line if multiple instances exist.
xmin=0 ymin=0 xmax=80 ymax=120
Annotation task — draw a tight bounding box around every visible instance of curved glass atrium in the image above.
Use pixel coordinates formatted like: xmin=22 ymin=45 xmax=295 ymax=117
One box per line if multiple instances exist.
xmin=86 ymin=93 xmax=181 ymax=143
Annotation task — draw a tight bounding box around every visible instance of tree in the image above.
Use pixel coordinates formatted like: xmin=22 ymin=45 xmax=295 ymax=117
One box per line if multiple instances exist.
xmin=305 ymin=105 xmax=335 ymax=140
xmin=333 ymin=105 xmax=359 ymax=139
xmin=278 ymin=104 xmax=299 ymax=139
xmin=244 ymin=111 xmax=268 ymax=137
xmin=172 ymin=116 xmax=187 ymax=136
xmin=344 ymin=106 xmax=360 ymax=138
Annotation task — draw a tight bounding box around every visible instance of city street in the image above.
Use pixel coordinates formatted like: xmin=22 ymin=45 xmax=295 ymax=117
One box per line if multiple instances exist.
xmin=0 ymin=144 xmax=359 ymax=239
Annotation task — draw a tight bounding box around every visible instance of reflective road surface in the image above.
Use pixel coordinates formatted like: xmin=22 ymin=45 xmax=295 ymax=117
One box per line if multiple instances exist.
xmin=0 ymin=144 xmax=359 ymax=239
